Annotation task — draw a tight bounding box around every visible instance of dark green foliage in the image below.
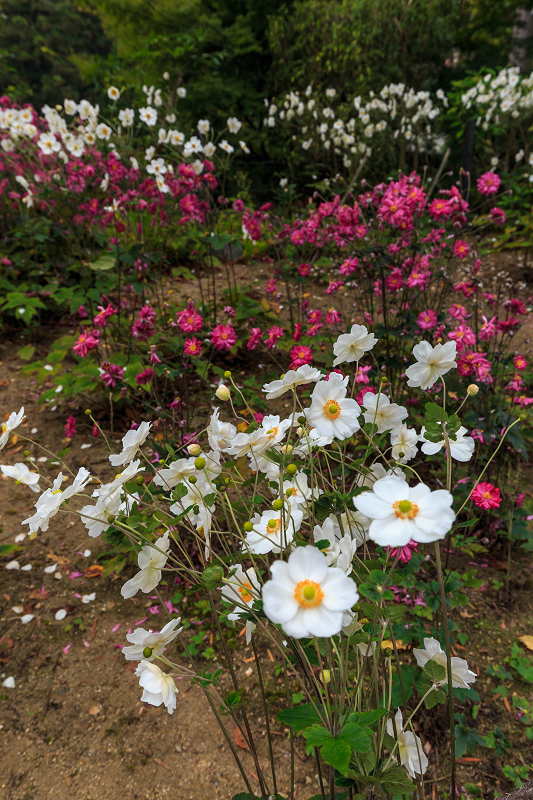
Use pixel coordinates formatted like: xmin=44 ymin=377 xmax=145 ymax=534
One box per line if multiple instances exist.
xmin=0 ymin=0 xmax=112 ymax=106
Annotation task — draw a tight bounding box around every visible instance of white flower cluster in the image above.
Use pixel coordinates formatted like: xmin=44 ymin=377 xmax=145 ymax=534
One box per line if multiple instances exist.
xmin=461 ymin=66 xmax=533 ymax=130
xmin=264 ymin=82 xmax=448 ymax=171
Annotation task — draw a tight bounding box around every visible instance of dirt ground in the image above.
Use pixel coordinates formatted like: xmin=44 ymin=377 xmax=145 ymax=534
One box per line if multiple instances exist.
xmin=1 ymin=242 xmax=533 ymax=800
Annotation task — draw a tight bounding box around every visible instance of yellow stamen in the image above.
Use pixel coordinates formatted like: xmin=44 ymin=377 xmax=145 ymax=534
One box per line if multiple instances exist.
xmin=294 ymin=580 xmax=324 ymax=608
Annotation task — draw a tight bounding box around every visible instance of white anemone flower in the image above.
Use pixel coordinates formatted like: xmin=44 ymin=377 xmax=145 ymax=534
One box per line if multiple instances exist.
xmin=362 ymin=392 xmax=407 ymax=434
xmin=23 ymin=468 xmax=91 ymax=534
xmin=386 ymin=709 xmax=428 ymax=778
xmin=107 ymin=86 xmax=120 ymax=100
xmin=118 ymin=108 xmax=134 ymax=126
xmin=92 ymin=460 xmax=144 ymax=501
xmin=227 ymin=116 xmax=242 ymax=133
xmin=121 ymin=532 xmax=170 ymax=598
xmin=207 ymin=408 xmax=237 ymax=452
xmin=109 ymin=421 xmax=152 ymax=466
xmin=139 ymin=107 xmax=158 ymax=126
xmin=1 ymin=462 xmax=40 ymax=492
xmin=80 ymin=489 xmax=125 ymax=538
xmin=405 ymin=341 xmax=457 ymax=390
xmin=244 ymin=507 xmax=303 ymax=554
xmin=413 ymin=637 xmax=477 ymax=688
xmin=305 ymin=374 xmax=361 ymax=440
xmin=95 ymin=123 xmax=112 ymax=141
xmin=123 ymin=618 xmax=183 ymax=661
xmin=153 ymin=458 xmax=195 ymax=489
xmin=0 ymin=407 xmax=25 ymax=450
xmin=221 ymin=564 xmax=261 ymax=619
xmin=197 ymin=119 xmax=210 ymax=134
xmin=262 ymin=545 xmax=359 ymax=638
xmin=313 ymin=518 xmax=359 ymax=574
xmin=353 ymin=475 xmax=455 ymax=547
xmin=263 ymin=365 xmax=322 ymax=400
xmin=419 ymin=426 xmax=475 ymax=462
xmin=332 ymin=324 xmax=377 ymax=366
xmin=203 ymin=141 xmax=216 ymax=156
xmin=136 ymin=660 xmax=178 ymax=714
xmin=219 ymin=139 xmax=234 ymax=154
xmin=390 ymin=425 xmax=419 ymax=463
xmin=281 ymin=472 xmax=315 ymax=508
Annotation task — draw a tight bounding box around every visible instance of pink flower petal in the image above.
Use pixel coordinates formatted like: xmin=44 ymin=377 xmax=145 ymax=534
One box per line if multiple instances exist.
xmin=134 ymin=617 xmax=147 ymax=626
xmin=63 ymin=642 xmax=73 ymax=655
xmin=111 ymin=623 xmax=121 ymax=633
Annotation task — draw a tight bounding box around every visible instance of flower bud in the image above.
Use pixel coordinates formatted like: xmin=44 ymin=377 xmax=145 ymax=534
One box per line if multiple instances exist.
xmin=135 ymin=475 xmax=144 ymax=485
xmin=107 ymin=514 xmax=116 ymax=523
xmin=380 ymin=376 xmax=388 ymax=384
xmin=467 ymin=384 xmax=479 ymax=396
xmin=280 ymin=444 xmax=293 ymax=455
xmin=187 ymin=443 xmax=201 ymax=456
xmin=286 ymin=464 xmax=297 ymax=476
xmin=520 ymin=413 xmax=527 ymax=422
xmin=383 ymin=647 xmax=393 ymax=657
xmin=243 ymin=521 xmax=253 ymax=532
xmin=194 ymin=457 xmax=206 ymax=470
xmin=319 ymin=669 xmax=331 ymax=684
xmin=143 ymin=646 xmax=153 ymax=658
xmin=215 ymin=385 xmax=231 ymax=401
xmin=272 ymin=498 xmax=283 ymax=511
xmin=224 ymin=370 xmax=232 ymax=379
xmin=193 ymin=504 xmax=200 ymax=515
xmin=297 ymin=416 xmax=306 ymax=425
xmin=23 ymin=450 xmax=30 ymax=457
xmin=189 ymin=475 xmax=197 ymax=484
xmin=85 ymin=408 xmax=92 ymax=416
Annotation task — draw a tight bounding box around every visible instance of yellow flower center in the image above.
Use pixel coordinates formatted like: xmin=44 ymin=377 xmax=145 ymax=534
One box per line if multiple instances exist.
xmin=1 ymin=424 xmax=6 ymax=433
xmin=266 ymin=426 xmax=279 ymax=439
xmin=393 ymin=499 xmax=419 ymax=519
xmin=266 ymin=518 xmax=281 ymax=534
xmin=52 ymin=489 xmax=62 ymax=496
xmin=324 ymin=400 xmax=341 ymax=419
xmin=294 ymin=580 xmax=324 ymax=608
xmin=238 ymin=582 xmax=253 ymax=603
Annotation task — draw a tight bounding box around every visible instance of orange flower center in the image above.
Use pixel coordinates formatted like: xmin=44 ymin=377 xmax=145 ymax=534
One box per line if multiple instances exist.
xmin=392 ymin=499 xmax=419 ymax=520
xmin=323 ymin=400 xmax=341 ymax=419
xmin=294 ymin=580 xmax=324 ymax=608
xmin=238 ymin=582 xmax=253 ymax=603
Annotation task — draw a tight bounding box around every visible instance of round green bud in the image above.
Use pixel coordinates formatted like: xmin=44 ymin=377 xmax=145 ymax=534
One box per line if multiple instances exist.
xmin=268 ymin=518 xmax=278 ymax=529
xmin=224 ymin=477 xmax=231 ymax=485
xmin=189 ymin=475 xmax=197 ymax=484
xmin=243 ymin=521 xmax=253 ymax=532
xmin=193 ymin=504 xmax=200 ymax=515
xmin=23 ymin=450 xmax=30 ymax=457
xmin=287 ymin=464 xmax=298 ymax=476
xmin=135 ymin=475 xmax=144 ymax=485
xmin=383 ymin=647 xmax=393 ymax=658
xmin=85 ymin=408 xmax=92 ymax=416
xmin=297 ymin=416 xmax=307 ymax=425
xmin=520 ymin=413 xmax=527 ymax=422
xmin=224 ymin=370 xmax=232 ymax=379
xmin=199 ymin=599 xmax=209 ymax=609
xmin=143 ymin=646 xmax=153 ymax=658
xmin=194 ymin=457 xmax=206 ymax=470
xmin=398 ymin=452 xmax=405 ymax=459
xmin=286 ymin=488 xmax=293 ymax=497
xmin=380 ymin=376 xmax=388 ymax=384
xmin=272 ymin=498 xmax=283 ymax=511
xmin=107 ymin=514 xmax=116 ymax=523
xmin=219 ymin=485 xmax=227 ymax=493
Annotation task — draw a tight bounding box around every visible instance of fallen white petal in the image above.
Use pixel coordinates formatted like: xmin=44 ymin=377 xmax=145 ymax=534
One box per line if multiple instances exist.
xmin=80 ymin=444 xmax=92 ymax=450
xmin=21 ymin=564 xmax=32 ymax=571
xmin=6 ymin=560 xmax=20 ymax=570
xmin=2 ymin=676 xmax=15 ymax=688
xmin=14 ymin=534 xmax=25 ymax=543
xmin=83 ymin=549 xmax=91 ymax=557
xmin=21 ymin=614 xmax=34 ymax=624
xmin=44 ymin=563 xmax=57 ymax=574
xmin=81 ymin=593 xmax=96 ymax=604
xmin=55 ymin=609 xmax=67 ymax=621
xmin=11 ymin=606 xmax=23 ymax=614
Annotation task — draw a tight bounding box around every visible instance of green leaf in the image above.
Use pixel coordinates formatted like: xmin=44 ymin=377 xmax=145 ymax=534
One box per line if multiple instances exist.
xmin=349 ymin=709 xmax=388 ymax=727
xmin=17 ymin=344 xmax=35 ymax=360
xmin=339 ymin=723 xmax=372 ymax=753
xmin=425 ymin=402 xmax=448 ymax=422
xmin=320 ymin=736 xmax=352 ymax=776
xmin=303 ymin=724 xmax=332 ymax=747
xmin=424 ymin=687 xmax=447 ymax=709
xmin=422 ymin=660 xmax=447 ymax=683
xmin=89 ymin=253 xmax=116 ymax=271
xmin=277 ymin=703 xmax=322 ymax=732
xmin=380 ymin=765 xmax=414 ymax=794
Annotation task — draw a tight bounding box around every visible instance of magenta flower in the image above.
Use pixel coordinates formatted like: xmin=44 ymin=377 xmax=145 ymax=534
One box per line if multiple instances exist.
xmin=477 ymin=172 xmax=500 ymax=196
xmin=64 ymin=415 xmax=76 ymax=439
xmin=135 ymin=367 xmax=155 ymax=385
xmin=176 ymin=301 xmax=203 ymax=333
xmin=247 ymin=328 xmax=262 ymax=351
xmin=453 ymin=239 xmax=470 ymax=259
xmin=472 ymin=482 xmax=501 ymax=510
xmin=73 ymin=329 xmax=100 ymax=356
xmin=264 ymin=325 xmax=284 ymax=348
xmin=211 ymin=324 xmax=237 ymax=351
xmin=355 ymin=365 xmax=372 ymax=384
xmin=290 ymin=345 xmax=313 ymax=369
xmin=417 ymin=309 xmax=438 ymax=330
xmin=489 ymin=207 xmax=506 ymax=225
xmin=184 ymin=337 xmax=202 ymax=356
xmin=325 ymin=307 xmax=341 ymax=326
xmin=387 ymin=539 xmax=418 ymax=564
xmin=101 ymin=363 xmax=125 ymax=388
xmin=514 ymin=354 xmax=527 ymax=370
xmin=298 ymin=263 xmax=311 ymax=276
